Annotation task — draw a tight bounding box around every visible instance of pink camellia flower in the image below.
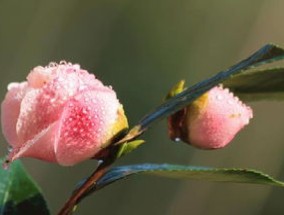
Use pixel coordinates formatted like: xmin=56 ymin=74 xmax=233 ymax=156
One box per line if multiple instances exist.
xmin=1 ymin=61 xmax=128 ymax=166
xmin=168 ymin=85 xmax=253 ymax=149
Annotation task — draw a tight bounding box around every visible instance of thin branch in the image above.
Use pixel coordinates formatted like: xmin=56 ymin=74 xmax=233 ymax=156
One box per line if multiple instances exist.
xmin=57 ymin=161 xmax=113 ymax=215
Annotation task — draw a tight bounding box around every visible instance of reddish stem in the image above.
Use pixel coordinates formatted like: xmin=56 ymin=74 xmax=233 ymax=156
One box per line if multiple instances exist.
xmin=57 ymin=126 xmax=142 ymax=215
xmin=57 ymin=162 xmax=112 ymax=215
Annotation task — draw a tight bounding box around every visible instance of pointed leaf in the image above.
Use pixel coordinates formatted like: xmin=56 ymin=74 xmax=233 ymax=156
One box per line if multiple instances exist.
xmin=96 ymin=163 xmax=284 ymax=190
xmin=0 ymin=159 xmax=49 ymax=215
xmin=223 ymin=67 xmax=284 ymax=101
xmin=74 ymin=163 xmax=284 ymax=205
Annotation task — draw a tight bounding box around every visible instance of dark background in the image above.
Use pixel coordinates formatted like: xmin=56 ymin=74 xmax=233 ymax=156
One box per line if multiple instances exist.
xmin=1 ymin=1 xmax=284 ymax=214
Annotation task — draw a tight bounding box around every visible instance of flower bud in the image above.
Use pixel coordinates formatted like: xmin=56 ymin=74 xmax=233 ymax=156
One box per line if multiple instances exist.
xmin=168 ymin=84 xmax=253 ymax=149
xmin=1 ymin=61 xmax=128 ymax=166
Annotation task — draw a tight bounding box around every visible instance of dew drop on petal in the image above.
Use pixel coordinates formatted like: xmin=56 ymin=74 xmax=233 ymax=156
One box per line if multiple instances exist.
xmin=82 ymin=108 xmax=87 ymax=114
xmin=7 ymin=146 xmax=13 ymax=153
xmin=216 ymin=95 xmax=223 ymax=100
xmin=79 ymin=85 xmax=87 ymax=91
xmin=59 ymin=60 xmax=67 ymax=65
xmin=228 ymin=100 xmax=234 ymax=105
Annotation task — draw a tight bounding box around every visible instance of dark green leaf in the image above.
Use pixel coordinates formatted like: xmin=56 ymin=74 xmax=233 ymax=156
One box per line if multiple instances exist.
xmin=95 ymin=163 xmax=284 ymax=191
xmin=0 ymin=159 xmax=49 ymax=215
xmin=223 ymin=67 xmax=284 ymax=101
xmin=74 ymin=163 xmax=284 ymax=202
xmin=135 ymin=44 xmax=284 ymax=134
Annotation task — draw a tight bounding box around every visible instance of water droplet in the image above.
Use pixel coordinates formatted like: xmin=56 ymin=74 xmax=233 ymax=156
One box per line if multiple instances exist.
xmin=228 ymin=100 xmax=234 ymax=105
xmin=59 ymin=60 xmax=67 ymax=65
xmin=68 ymin=82 xmax=75 ymax=88
xmin=7 ymin=146 xmax=13 ymax=153
xmin=79 ymin=85 xmax=87 ymax=91
xmin=73 ymin=64 xmax=80 ymax=70
xmin=57 ymin=77 xmax=64 ymax=82
xmin=216 ymin=95 xmax=223 ymax=100
xmin=174 ymin=137 xmax=181 ymax=142
xmin=48 ymin=62 xmax=58 ymax=68
xmin=68 ymin=91 xmax=74 ymax=97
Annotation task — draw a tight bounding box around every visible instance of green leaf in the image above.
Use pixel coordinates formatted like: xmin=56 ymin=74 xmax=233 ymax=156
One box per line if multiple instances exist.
xmin=74 ymin=163 xmax=284 ymax=202
xmin=116 ymin=140 xmax=145 ymax=158
xmin=135 ymin=44 xmax=284 ymax=133
xmin=95 ymin=164 xmax=284 ymax=191
xmin=0 ymin=159 xmax=49 ymax=215
xmin=165 ymin=80 xmax=185 ymax=99
xmin=223 ymin=67 xmax=284 ymax=101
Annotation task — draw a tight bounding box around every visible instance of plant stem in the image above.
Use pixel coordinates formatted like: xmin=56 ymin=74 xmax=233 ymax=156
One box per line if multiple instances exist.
xmin=57 ymin=161 xmax=112 ymax=215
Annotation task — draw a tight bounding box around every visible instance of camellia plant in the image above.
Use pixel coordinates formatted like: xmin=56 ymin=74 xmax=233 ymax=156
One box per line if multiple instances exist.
xmin=1 ymin=44 xmax=284 ymax=215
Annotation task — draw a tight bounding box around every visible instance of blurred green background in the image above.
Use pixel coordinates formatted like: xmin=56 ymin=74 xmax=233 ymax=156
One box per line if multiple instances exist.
xmin=1 ymin=0 xmax=284 ymax=214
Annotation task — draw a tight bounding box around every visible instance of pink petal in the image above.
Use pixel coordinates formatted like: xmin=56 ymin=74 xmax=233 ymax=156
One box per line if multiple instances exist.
xmin=27 ymin=66 xmax=54 ymax=88
xmin=55 ymin=89 xmax=119 ymax=166
xmin=7 ymin=122 xmax=58 ymax=163
xmin=1 ymin=82 xmax=27 ymax=148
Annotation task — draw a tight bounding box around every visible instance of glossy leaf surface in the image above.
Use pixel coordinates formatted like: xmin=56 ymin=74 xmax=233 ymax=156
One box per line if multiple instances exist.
xmin=223 ymin=67 xmax=284 ymax=101
xmin=96 ymin=164 xmax=284 ymax=191
xmin=0 ymin=159 xmax=49 ymax=215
